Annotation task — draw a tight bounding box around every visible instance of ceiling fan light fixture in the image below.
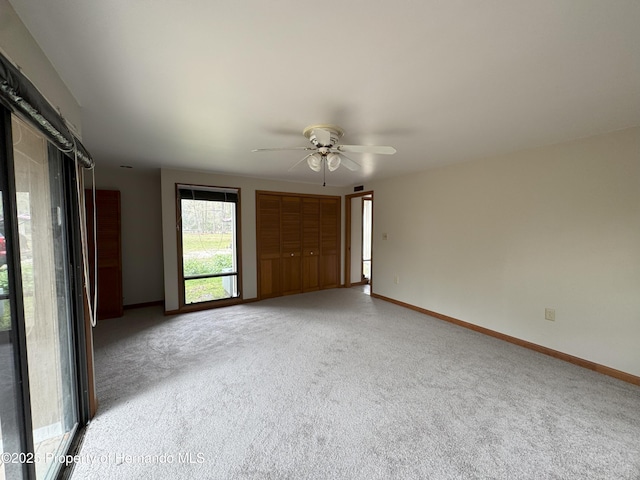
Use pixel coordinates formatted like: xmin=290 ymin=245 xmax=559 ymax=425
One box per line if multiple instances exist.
xmin=307 ymin=153 xmax=322 ymax=172
xmin=253 ymin=124 xmax=395 ymax=176
xmin=327 ymin=152 xmax=341 ymax=171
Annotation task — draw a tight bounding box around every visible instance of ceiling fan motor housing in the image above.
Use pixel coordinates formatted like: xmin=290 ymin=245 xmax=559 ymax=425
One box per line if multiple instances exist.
xmin=303 ymin=124 xmax=344 ymax=148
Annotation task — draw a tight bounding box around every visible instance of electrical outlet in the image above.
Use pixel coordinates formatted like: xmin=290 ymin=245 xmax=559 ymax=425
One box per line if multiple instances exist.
xmin=394 ymin=275 xmax=400 ymax=285
xmin=545 ymin=308 xmax=555 ymax=321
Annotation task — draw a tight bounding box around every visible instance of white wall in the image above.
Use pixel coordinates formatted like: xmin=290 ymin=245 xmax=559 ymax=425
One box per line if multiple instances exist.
xmin=0 ymin=0 xmax=82 ymax=135
xmin=90 ymin=166 xmax=164 ymax=306
xmin=370 ymin=127 xmax=640 ymax=377
xmin=161 ymin=169 xmax=349 ymax=311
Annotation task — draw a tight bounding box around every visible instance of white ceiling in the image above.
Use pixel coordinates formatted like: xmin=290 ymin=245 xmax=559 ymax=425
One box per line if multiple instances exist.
xmin=8 ymin=0 xmax=640 ymax=186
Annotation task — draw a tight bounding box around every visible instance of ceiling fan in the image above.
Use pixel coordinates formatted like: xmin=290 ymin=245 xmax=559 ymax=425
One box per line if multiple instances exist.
xmin=252 ymin=124 xmax=396 ymax=174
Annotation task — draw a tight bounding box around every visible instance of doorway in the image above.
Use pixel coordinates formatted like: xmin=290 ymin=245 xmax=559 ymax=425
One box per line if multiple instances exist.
xmin=345 ymin=191 xmax=373 ymax=292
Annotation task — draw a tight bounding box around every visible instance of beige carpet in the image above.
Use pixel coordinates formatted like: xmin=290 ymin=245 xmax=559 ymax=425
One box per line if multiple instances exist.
xmin=71 ymin=288 xmax=640 ymax=479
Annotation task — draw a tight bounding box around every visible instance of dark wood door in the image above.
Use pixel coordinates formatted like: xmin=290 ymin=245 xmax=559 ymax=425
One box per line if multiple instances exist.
xmin=257 ymin=192 xmax=340 ymax=299
xmin=320 ymin=197 xmax=340 ymax=288
xmin=281 ymin=196 xmax=302 ymax=295
xmin=257 ymin=193 xmax=282 ymax=298
xmin=85 ymin=189 xmax=123 ymax=319
xmin=302 ymin=197 xmax=320 ymax=292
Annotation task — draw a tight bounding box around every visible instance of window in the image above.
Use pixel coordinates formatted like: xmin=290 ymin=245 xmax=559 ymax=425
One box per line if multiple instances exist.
xmin=177 ymin=185 xmax=241 ymax=306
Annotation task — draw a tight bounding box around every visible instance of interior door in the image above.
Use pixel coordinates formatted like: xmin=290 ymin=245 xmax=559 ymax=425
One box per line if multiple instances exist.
xmin=280 ymin=196 xmax=302 ymax=295
xmin=319 ymin=197 xmax=339 ymax=288
xmin=302 ymin=197 xmax=320 ymax=292
xmin=257 ymin=192 xmax=340 ymax=298
xmin=257 ymin=193 xmax=281 ymax=298
xmin=85 ymin=190 xmax=123 ymax=319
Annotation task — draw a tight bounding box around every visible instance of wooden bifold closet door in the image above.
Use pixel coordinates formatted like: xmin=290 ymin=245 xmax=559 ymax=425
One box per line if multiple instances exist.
xmin=257 ymin=192 xmax=340 ymax=299
xmin=302 ymin=197 xmax=320 ymax=291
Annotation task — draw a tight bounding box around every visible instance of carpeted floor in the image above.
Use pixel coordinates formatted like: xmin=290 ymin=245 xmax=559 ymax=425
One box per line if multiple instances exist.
xmin=71 ymin=288 xmax=640 ymax=479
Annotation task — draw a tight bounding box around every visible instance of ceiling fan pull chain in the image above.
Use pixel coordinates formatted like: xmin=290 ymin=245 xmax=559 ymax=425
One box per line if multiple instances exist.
xmin=323 ymin=156 xmax=326 ymax=187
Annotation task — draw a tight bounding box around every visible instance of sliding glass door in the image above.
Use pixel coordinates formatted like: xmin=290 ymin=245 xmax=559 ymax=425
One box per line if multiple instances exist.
xmin=0 ymin=191 xmax=28 ymax=480
xmin=12 ymin=115 xmax=78 ymax=479
xmin=0 ymin=111 xmax=86 ymax=480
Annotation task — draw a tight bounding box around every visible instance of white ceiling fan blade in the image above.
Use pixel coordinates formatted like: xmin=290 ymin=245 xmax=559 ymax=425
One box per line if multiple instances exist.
xmin=338 ymin=153 xmax=360 ymax=171
xmin=252 ymin=147 xmax=314 ymax=152
xmin=288 ymin=153 xmax=315 ymax=171
xmin=313 ymin=128 xmax=331 ymax=146
xmin=337 ymin=145 xmax=396 ymax=155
